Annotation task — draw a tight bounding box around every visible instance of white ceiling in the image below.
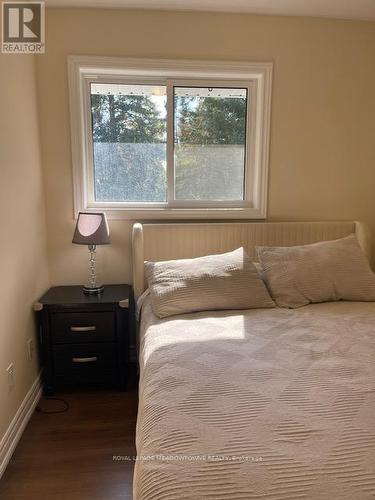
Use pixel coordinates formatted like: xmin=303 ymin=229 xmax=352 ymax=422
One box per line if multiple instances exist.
xmin=46 ymin=0 xmax=375 ymax=21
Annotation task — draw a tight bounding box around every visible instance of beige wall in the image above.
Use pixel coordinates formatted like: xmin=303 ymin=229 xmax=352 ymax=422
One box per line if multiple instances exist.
xmin=36 ymin=8 xmax=375 ymax=286
xmin=0 ymin=54 xmax=49 ymax=440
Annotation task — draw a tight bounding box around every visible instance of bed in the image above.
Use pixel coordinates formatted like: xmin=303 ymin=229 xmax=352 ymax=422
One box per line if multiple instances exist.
xmin=132 ymin=221 xmax=375 ymax=500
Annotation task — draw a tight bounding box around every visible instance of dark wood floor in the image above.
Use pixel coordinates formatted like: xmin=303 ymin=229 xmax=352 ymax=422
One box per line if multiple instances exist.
xmin=0 ymin=390 xmax=138 ymax=500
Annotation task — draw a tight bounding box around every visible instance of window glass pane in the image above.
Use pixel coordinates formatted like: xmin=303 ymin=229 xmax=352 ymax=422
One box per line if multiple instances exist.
xmin=90 ymin=83 xmax=167 ymax=202
xmin=174 ymin=86 xmax=247 ymax=201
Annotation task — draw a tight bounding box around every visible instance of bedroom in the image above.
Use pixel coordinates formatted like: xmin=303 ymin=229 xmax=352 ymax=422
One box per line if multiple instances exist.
xmin=0 ymin=0 xmax=375 ymax=498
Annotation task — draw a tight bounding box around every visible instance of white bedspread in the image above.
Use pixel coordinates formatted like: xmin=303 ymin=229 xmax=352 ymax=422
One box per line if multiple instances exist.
xmin=134 ymin=299 xmax=375 ymax=500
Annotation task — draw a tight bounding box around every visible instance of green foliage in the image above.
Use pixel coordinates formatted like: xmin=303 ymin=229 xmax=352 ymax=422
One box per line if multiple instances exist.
xmin=175 ymin=96 xmax=246 ymax=145
xmin=91 ymin=94 xmax=166 ymax=143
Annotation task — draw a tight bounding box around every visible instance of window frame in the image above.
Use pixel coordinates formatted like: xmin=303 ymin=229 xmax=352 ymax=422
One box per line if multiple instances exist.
xmin=68 ymin=56 xmax=273 ymax=220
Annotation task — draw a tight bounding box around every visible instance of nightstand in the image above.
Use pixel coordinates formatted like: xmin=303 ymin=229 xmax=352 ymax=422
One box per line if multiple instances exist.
xmin=34 ymin=284 xmax=133 ymax=394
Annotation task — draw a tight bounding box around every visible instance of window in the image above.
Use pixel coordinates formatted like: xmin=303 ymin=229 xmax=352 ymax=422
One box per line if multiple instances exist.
xmin=174 ymin=86 xmax=247 ymax=202
xmin=91 ymin=83 xmax=167 ymax=203
xmin=69 ymin=57 xmax=272 ymax=219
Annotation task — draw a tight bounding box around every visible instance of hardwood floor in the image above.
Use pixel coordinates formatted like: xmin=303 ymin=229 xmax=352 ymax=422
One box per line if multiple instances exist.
xmin=0 ymin=389 xmax=138 ymax=500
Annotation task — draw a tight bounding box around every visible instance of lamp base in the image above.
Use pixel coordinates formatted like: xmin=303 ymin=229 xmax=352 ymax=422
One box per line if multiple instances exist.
xmin=83 ymin=284 xmax=104 ymax=295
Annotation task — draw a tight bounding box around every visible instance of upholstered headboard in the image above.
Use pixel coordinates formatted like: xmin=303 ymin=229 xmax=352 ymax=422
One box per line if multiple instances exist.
xmin=132 ymin=221 xmax=371 ymax=299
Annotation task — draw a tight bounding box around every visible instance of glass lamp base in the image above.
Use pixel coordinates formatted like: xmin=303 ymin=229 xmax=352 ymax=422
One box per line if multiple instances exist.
xmin=83 ymin=284 xmax=104 ymax=295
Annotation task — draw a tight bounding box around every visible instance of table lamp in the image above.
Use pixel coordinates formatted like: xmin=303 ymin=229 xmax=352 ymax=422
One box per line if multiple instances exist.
xmin=72 ymin=212 xmax=111 ymax=294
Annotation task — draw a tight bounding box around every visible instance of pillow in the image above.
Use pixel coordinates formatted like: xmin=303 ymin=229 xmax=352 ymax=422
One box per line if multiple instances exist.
xmin=253 ymin=261 xmax=263 ymax=276
xmin=256 ymin=234 xmax=375 ymax=308
xmin=145 ymin=247 xmax=275 ymax=318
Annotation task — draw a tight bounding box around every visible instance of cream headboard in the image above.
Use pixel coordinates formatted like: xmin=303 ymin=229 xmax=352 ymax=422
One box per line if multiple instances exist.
xmin=132 ymin=221 xmax=371 ymax=299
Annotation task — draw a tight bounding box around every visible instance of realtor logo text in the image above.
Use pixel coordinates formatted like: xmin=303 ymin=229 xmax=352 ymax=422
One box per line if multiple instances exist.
xmin=2 ymin=2 xmax=45 ymax=53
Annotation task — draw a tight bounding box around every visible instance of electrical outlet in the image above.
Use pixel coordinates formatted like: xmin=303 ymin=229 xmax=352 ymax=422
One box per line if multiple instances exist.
xmin=6 ymin=363 xmax=14 ymax=391
xmin=27 ymin=338 xmax=34 ymax=361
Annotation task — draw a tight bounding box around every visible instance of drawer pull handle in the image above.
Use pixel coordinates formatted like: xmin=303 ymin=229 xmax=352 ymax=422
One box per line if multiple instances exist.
xmin=70 ymin=326 xmax=96 ymax=332
xmin=72 ymin=356 xmax=98 ymax=363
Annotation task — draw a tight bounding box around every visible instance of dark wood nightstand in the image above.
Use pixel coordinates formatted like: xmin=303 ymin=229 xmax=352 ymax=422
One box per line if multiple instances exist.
xmin=34 ymin=284 xmax=133 ymax=394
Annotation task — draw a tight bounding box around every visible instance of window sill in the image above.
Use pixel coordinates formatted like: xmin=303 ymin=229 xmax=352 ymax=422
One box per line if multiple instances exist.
xmin=77 ymin=206 xmax=267 ymax=221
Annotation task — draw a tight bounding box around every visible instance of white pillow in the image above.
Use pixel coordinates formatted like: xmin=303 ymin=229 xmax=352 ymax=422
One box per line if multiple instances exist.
xmin=257 ymin=234 xmax=375 ymax=308
xmin=145 ymin=247 xmax=275 ymax=318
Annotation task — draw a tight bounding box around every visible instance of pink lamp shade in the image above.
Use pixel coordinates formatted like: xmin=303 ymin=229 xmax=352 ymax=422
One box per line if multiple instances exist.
xmin=72 ymin=212 xmax=111 ymax=246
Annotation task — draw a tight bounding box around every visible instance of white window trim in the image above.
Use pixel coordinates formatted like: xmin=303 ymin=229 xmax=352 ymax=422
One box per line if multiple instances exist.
xmin=68 ymin=55 xmax=273 ymax=220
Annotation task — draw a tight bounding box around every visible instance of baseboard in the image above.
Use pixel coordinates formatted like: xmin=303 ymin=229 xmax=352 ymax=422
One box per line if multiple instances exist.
xmin=0 ymin=375 xmax=42 ymax=478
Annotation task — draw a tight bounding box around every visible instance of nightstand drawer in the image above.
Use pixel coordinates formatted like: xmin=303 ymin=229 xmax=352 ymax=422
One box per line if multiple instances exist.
xmin=53 ymin=343 xmax=116 ymax=383
xmin=51 ymin=312 xmax=115 ymax=344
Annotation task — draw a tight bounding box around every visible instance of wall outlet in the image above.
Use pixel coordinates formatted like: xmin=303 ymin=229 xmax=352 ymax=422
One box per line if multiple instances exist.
xmin=27 ymin=338 xmax=34 ymax=361
xmin=6 ymin=363 xmax=14 ymax=391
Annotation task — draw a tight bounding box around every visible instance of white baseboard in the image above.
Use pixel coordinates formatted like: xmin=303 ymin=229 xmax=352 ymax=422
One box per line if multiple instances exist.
xmin=0 ymin=375 xmax=42 ymax=478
